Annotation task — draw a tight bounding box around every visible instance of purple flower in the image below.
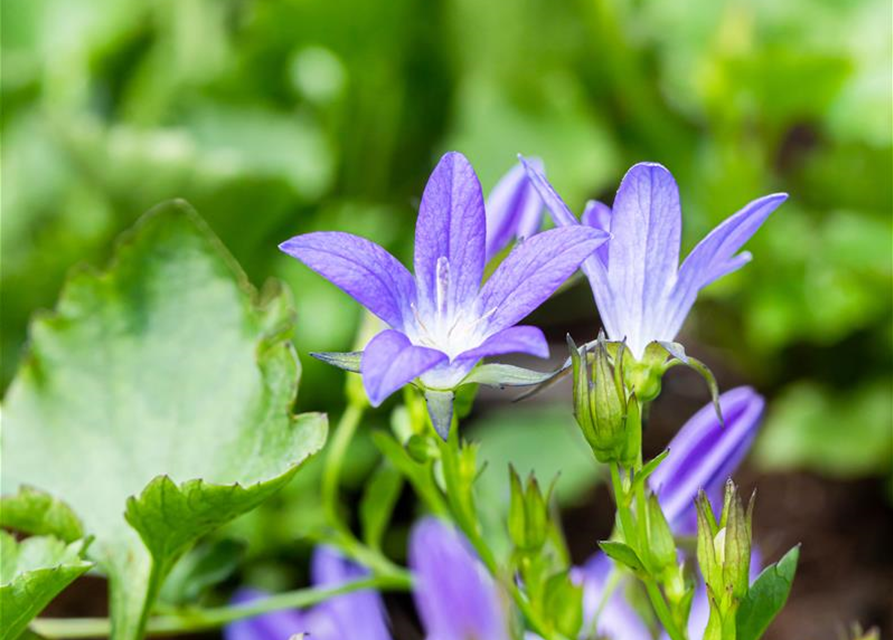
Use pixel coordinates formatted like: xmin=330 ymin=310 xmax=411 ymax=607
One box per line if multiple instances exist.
xmin=649 ymin=386 xmax=765 ymax=534
xmin=574 ymin=555 xmax=652 ymax=640
xmin=485 ymin=159 xmax=545 ymax=260
xmin=522 ymin=159 xmax=787 ymax=358
xmin=281 ymin=152 xmax=607 ymax=436
xmin=409 ymin=518 xmax=510 ymax=640
xmin=224 ymin=546 xmax=391 ymax=640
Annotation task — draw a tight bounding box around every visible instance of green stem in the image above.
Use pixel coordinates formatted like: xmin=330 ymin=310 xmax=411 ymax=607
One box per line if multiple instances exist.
xmin=30 ymin=576 xmax=410 ymax=639
xmin=609 ymin=463 xmax=686 ymax=640
xmin=321 ymin=402 xmax=364 ymax=528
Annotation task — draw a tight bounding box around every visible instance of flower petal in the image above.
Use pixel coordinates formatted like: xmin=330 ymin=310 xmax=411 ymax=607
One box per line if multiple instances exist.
xmin=224 ymin=589 xmax=305 ymax=640
xmin=519 ymin=155 xmax=580 ymax=227
xmin=280 ymin=232 xmax=415 ymax=331
xmin=606 ymin=162 xmax=682 ymax=357
xmin=582 ymin=199 xmax=612 ymax=266
xmin=662 ymin=193 xmax=788 ymax=341
xmin=454 ymin=325 xmax=549 ymax=369
xmin=361 ymin=330 xmax=447 ymax=406
xmin=409 ymin=518 xmax=509 ymax=640
xmin=480 ymin=226 xmax=608 ymax=334
xmin=310 ymin=546 xmax=392 ymax=640
xmin=485 ymin=160 xmax=545 ymax=260
xmin=648 ymin=386 xmax=765 ymax=533
xmin=414 ymin=152 xmax=487 ymax=317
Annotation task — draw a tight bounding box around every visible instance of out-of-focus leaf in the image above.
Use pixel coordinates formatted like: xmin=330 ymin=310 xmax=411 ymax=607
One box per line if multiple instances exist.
xmin=1 ymin=202 xmax=327 ymax=640
xmin=359 ymin=463 xmax=404 ymax=551
xmin=0 ymin=533 xmax=92 ymax=640
xmin=755 ymin=380 xmax=893 ymax=477
xmin=159 ymin=539 xmax=246 ymax=605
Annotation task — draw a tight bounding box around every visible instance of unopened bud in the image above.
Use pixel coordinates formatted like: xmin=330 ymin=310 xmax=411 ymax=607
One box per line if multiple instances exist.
xmin=508 ymin=466 xmax=551 ymax=552
xmin=569 ymin=333 xmax=638 ymax=466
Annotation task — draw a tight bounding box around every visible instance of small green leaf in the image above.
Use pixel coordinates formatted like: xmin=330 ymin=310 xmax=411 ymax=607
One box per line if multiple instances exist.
xmin=598 ymin=540 xmax=646 ymax=575
xmin=736 ymin=545 xmax=800 ymax=640
xmin=310 ymin=351 xmax=362 ymax=373
xmin=359 ymin=463 xmax=404 ymax=551
xmin=632 ymin=449 xmax=670 ymax=494
xmin=0 ymin=533 xmax=92 ymax=640
xmin=1 ymin=202 xmax=327 ymax=640
xmin=159 ymin=539 xmax=245 ymax=605
xmin=461 ymin=363 xmax=556 ymax=388
xmin=0 ymin=486 xmax=84 ymax=543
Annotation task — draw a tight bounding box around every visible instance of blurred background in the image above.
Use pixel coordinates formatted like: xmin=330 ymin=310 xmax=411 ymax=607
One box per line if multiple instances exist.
xmin=3 ymin=0 xmax=891 ymax=638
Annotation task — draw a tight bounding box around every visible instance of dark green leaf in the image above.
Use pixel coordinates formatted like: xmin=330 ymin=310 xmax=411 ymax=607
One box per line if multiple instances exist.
xmin=736 ymin=545 xmax=800 ymax=640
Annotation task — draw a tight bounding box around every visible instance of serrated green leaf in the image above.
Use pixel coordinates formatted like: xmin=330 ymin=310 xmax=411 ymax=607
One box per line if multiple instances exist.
xmin=0 ymin=533 xmax=92 ymax=640
xmin=0 ymin=486 xmax=84 ymax=543
xmin=736 ymin=545 xmax=800 ymax=640
xmin=359 ymin=462 xmax=403 ymax=551
xmin=1 ymin=202 xmax=327 ymax=640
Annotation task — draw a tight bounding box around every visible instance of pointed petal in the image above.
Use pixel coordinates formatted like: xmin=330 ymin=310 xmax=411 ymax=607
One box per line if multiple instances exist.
xmin=648 ymin=387 xmax=765 ymax=534
xmin=410 ymin=518 xmax=509 ymax=640
xmin=519 ymin=155 xmax=579 ymax=227
xmin=280 ymin=232 xmax=415 ymax=331
xmin=455 ymin=325 xmax=549 ymax=368
xmin=662 ymin=193 xmax=787 ymax=340
xmin=414 ymin=152 xmax=487 ymax=316
xmin=485 ymin=160 xmax=545 ymax=260
xmin=606 ymin=162 xmax=682 ymax=357
xmin=224 ymin=589 xmax=305 ymax=640
xmin=480 ymin=226 xmax=608 ymax=334
xmin=311 ymin=547 xmax=392 ymax=640
xmin=361 ymin=330 xmax=447 ymax=406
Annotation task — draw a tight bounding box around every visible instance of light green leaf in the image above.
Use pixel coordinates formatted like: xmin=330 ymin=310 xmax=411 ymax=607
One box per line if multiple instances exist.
xmin=598 ymin=540 xmax=646 ymax=575
xmin=0 ymin=533 xmax=92 ymax=640
xmin=1 ymin=202 xmax=327 ymax=640
xmin=736 ymin=545 xmax=800 ymax=640
xmin=0 ymin=486 xmax=84 ymax=543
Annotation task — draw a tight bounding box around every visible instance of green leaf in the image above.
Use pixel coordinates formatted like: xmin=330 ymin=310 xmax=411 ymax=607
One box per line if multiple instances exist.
xmin=1 ymin=202 xmax=327 ymax=640
xmin=159 ymin=539 xmax=245 ymax=605
xmin=0 ymin=532 xmax=92 ymax=640
xmin=0 ymin=486 xmax=84 ymax=543
xmin=598 ymin=540 xmax=646 ymax=575
xmin=359 ymin=462 xmax=404 ymax=551
xmin=736 ymin=545 xmax=800 ymax=640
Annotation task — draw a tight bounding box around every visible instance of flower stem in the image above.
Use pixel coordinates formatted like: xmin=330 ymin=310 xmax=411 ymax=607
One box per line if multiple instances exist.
xmin=30 ymin=576 xmax=410 ymax=639
xmin=321 ymin=402 xmax=364 ymax=527
xmin=608 ymin=462 xmax=686 ymax=640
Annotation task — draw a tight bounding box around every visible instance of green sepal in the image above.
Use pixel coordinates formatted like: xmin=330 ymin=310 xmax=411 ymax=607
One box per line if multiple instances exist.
xmin=310 ymin=351 xmax=362 ymax=373
xmin=736 ymin=545 xmax=800 ymax=640
xmin=0 ymin=533 xmax=92 ymax=640
xmin=543 ymin=571 xmax=584 ymax=639
xmin=424 ymin=390 xmax=455 ymax=439
xmin=461 ymin=363 xmax=556 ymax=388
xmin=632 ymin=449 xmax=670 ymax=496
xmin=598 ymin=540 xmax=646 ymax=576
xmin=659 ymin=341 xmax=723 ymax=425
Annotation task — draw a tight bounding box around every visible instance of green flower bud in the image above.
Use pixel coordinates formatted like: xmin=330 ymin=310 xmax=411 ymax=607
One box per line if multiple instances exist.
xmin=569 ymin=333 xmax=639 ymax=466
xmin=508 ymin=466 xmax=551 ymax=552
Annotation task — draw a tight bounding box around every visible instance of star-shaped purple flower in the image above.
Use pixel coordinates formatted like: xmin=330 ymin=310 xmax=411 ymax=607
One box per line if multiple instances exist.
xmin=281 ymin=152 xmax=608 ymax=436
xmin=522 ymin=158 xmax=787 ymax=359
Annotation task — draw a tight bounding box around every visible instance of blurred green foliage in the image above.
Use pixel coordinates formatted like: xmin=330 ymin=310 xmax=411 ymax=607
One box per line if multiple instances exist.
xmin=3 ymin=0 xmax=891 ymax=499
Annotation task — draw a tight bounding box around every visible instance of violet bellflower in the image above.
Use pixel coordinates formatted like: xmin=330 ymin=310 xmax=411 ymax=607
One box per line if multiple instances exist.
xmin=281 ymin=152 xmax=607 ymax=436
xmin=410 ymin=517 xmax=510 ymax=640
xmin=224 ymin=546 xmax=392 ymax=640
xmin=521 ymin=158 xmax=787 ymax=359
xmin=485 ymin=158 xmax=545 ymax=260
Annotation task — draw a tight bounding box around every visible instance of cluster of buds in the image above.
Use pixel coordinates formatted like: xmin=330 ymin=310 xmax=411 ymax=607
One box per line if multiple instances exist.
xmin=569 ymin=333 xmax=641 ymax=467
xmin=508 ymin=465 xmax=552 ymax=553
xmin=696 ymin=479 xmax=755 ymax=640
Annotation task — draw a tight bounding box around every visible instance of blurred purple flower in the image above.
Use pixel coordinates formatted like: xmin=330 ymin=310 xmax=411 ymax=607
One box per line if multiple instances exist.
xmin=410 ymin=517 xmax=510 ymax=640
xmin=485 ymin=159 xmax=545 ymax=260
xmin=521 ymin=158 xmax=787 ymax=358
xmin=649 ymin=386 xmax=765 ymax=534
xmin=574 ymin=555 xmax=652 ymax=640
xmin=281 ymin=152 xmax=607 ymax=436
xmin=224 ymin=546 xmax=391 ymax=640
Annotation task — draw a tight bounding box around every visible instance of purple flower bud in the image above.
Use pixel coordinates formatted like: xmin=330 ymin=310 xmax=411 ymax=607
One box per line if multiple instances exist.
xmin=485 ymin=159 xmax=545 ymax=260
xmin=649 ymin=386 xmax=765 ymax=534
xmin=409 ymin=517 xmax=510 ymax=640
